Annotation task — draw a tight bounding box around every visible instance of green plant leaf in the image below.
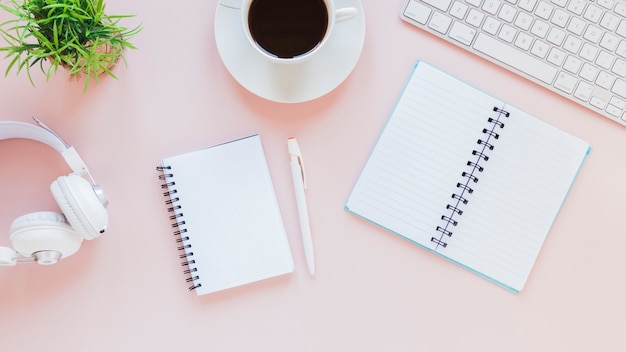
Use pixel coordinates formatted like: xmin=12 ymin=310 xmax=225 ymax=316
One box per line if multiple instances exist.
xmin=0 ymin=0 xmax=142 ymax=91
xmin=4 ymin=54 xmax=20 ymax=76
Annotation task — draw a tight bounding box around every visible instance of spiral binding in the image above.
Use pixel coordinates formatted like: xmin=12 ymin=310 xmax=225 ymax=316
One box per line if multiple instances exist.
xmin=432 ymin=106 xmax=510 ymax=248
xmin=156 ymin=165 xmax=201 ymax=291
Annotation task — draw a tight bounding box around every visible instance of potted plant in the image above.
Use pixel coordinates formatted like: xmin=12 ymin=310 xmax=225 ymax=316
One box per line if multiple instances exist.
xmin=0 ymin=0 xmax=141 ymax=91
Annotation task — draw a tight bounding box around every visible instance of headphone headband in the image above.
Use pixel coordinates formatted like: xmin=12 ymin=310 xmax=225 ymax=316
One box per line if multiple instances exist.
xmin=0 ymin=119 xmax=68 ymax=153
xmin=0 ymin=118 xmax=90 ymax=176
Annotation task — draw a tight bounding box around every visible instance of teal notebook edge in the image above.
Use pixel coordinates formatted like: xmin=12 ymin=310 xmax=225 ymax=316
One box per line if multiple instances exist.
xmin=343 ymin=205 xmax=521 ymax=293
xmin=344 ymin=60 xmax=592 ymax=294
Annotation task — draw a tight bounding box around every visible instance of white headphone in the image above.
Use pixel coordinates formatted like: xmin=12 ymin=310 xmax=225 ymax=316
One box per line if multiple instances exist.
xmin=0 ymin=117 xmax=108 ymax=266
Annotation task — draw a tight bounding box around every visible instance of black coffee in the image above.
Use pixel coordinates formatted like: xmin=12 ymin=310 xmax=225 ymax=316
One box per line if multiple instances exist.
xmin=248 ymin=0 xmax=329 ymax=59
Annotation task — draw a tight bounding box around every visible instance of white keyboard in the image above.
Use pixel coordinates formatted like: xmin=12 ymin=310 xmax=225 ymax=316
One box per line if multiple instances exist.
xmin=401 ymin=0 xmax=626 ymax=127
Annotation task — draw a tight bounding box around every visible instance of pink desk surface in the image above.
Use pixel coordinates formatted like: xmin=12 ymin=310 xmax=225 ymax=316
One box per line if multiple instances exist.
xmin=0 ymin=1 xmax=624 ymax=351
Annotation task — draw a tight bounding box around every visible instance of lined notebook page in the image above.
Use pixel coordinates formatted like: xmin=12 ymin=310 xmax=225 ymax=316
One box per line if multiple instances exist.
xmin=162 ymin=135 xmax=294 ymax=295
xmin=345 ymin=62 xmax=590 ymax=293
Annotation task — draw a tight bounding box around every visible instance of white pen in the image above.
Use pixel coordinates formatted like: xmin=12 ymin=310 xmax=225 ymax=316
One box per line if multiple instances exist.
xmin=287 ymin=137 xmax=315 ymax=276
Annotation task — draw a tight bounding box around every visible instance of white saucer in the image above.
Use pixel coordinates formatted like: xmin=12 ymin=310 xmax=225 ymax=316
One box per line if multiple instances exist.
xmin=214 ymin=0 xmax=365 ymax=103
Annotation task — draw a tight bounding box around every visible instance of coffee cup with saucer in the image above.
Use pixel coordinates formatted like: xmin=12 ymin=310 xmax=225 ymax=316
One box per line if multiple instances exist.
xmin=215 ymin=0 xmax=366 ymax=103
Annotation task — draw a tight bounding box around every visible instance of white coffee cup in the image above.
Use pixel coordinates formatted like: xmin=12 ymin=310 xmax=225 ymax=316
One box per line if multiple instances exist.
xmin=241 ymin=0 xmax=357 ymax=65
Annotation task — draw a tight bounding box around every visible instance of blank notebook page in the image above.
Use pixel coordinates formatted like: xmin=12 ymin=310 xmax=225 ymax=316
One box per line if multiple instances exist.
xmin=346 ymin=62 xmax=590 ymax=292
xmin=162 ymin=135 xmax=294 ymax=295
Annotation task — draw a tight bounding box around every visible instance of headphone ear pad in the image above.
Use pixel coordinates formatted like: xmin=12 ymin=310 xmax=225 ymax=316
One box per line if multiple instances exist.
xmin=9 ymin=211 xmax=83 ymax=259
xmin=0 ymin=247 xmax=18 ymax=266
xmin=51 ymin=175 xmax=108 ymax=241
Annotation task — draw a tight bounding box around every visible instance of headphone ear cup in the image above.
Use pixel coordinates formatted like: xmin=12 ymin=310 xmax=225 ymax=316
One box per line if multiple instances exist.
xmin=9 ymin=211 xmax=83 ymax=260
xmin=51 ymin=175 xmax=108 ymax=240
xmin=0 ymin=247 xmax=17 ymax=266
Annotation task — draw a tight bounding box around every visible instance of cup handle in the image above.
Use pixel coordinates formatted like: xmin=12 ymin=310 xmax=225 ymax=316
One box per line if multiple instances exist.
xmin=335 ymin=7 xmax=358 ymax=23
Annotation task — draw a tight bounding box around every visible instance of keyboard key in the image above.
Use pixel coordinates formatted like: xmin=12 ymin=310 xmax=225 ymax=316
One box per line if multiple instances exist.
xmin=590 ymin=96 xmax=607 ymax=109
xmin=515 ymin=32 xmax=533 ymax=50
xmin=596 ymin=71 xmax=615 ymax=89
xmin=615 ymin=3 xmax=626 ymax=18
xmin=583 ymin=25 xmax=602 ymax=44
xmin=567 ymin=17 xmax=586 ymax=36
xmin=612 ymin=79 xmax=626 ymax=99
xmin=596 ymin=51 xmax=615 ymax=70
xmin=551 ymin=9 xmax=569 ymax=27
xmin=554 ymin=71 xmax=577 ymax=93
xmin=547 ymin=47 xmax=566 ymax=65
xmin=449 ymin=21 xmax=477 ymax=45
xmin=599 ymin=33 xmax=619 ymax=51
xmin=405 ymin=2 xmax=432 ymax=24
xmin=580 ymin=63 xmax=599 ymax=81
xmin=574 ymin=81 xmax=594 ymax=101
xmin=617 ymin=41 xmax=626 ymax=58
xmin=483 ymin=17 xmax=502 ymax=35
xmin=600 ymin=12 xmax=619 ymax=31
xmin=606 ymin=103 xmax=623 ymax=117
xmin=610 ymin=96 xmax=626 ymax=110
xmin=564 ymin=56 xmax=583 ymax=74
xmin=473 ymin=33 xmax=558 ymax=84
xmin=567 ymin=0 xmax=586 ymax=16
xmin=612 ymin=58 xmax=626 ymax=77
xmin=482 ymin=0 xmax=501 ymax=15
xmin=584 ymin=5 xmax=603 ymax=23
xmin=531 ymin=40 xmax=549 ymax=58
xmin=515 ymin=12 xmax=533 ymax=30
xmin=498 ymin=24 xmax=517 ymax=42
xmin=429 ymin=12 xmax=453 ymax=34
xmin=467 ymin=9 xmax=485 ymax=27
xmin=547 ymin=27 xmax=566 ymax=45
xmin=563 ymin=35 xmax=582 ymax=53
xmin=616 ymin=21 xmax=626 ymax=38
xmin=580 ymin=43 xmax=598 ymax=62
xmin=518 ymin=0 xmax=537 ymax=12
xmin=531 ymin=20 xmax=549 ymax=38
xmin=598 ymin=0 xmax=614 ymax=11
xmin=535 ymin=2 xmax=554 ymax=20
xmin=498 ymin=4 xmax=517 ymax=22
xmin=424 ymin=0 xmax=453 ymax=11
xmin=450 ymin=1 xmax=469 ymax=19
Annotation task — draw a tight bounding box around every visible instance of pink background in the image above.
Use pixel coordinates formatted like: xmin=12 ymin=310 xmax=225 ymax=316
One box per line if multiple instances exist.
xmin=0 ymin=1 xmax=624 ymax=351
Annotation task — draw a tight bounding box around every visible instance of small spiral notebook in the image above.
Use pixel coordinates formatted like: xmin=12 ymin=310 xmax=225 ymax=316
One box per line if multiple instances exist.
xmin=157 ymin=135 xmax=294 ymax=296
xmin=345 ymin=61 xmax=591 ymax=293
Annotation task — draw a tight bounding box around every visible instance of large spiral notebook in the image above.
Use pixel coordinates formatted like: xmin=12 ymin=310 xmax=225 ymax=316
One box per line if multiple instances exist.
xmin=345 ymin=61 xmax=591 ymax=293
xmin=157 ymin=135 xmax=294 ymax=295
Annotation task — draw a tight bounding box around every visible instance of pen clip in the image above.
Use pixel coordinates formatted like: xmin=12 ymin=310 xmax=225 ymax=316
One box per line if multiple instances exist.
xmin=288 ymin=137 xmax=307 ymax=189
